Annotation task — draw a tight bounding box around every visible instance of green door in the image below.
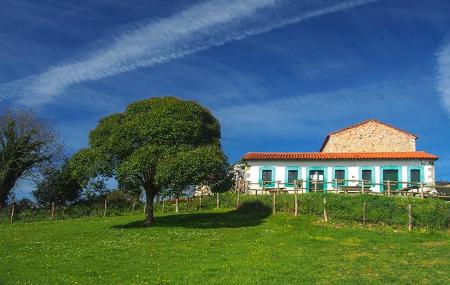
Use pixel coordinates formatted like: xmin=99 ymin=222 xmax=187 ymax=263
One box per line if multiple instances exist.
xmin=383 ymin=170 xmax=399 ymax=190
xmin=309 ymin=170 xmax=325 ymax=191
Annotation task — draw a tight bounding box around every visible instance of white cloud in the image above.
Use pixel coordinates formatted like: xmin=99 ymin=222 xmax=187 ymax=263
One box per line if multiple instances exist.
xmin=215 ymin=82 xmax=421 ymax=141
xmin=0 ymin=0 xmax=378 ymax=105
xmin=437 ymin=38 xmax=450 ymax=115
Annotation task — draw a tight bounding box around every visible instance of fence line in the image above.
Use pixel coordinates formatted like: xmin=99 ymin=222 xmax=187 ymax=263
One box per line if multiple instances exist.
xmin=241 ymin=179 xmax=450 ymax=200
xmin=1 ymin=190 xmax=448 ymax=230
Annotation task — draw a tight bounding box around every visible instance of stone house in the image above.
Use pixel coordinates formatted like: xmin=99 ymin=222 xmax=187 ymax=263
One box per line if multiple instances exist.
xmin=242 ymin=119 xmax=438 ymax=193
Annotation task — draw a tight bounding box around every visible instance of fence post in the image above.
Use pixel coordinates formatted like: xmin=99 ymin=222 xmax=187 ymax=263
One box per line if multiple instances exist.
xmin=314 ymin=179 xmax=318 ymax=193
xmin=162 ymin=200 xmax=165 ymax=214
xmin=175 ymin=197 xmax=179 ymax=213
xmin=420 ymin=182 xmax=424 ymax=199
xmin=272 ymin=192 xmax=276 ymax=214
xmin=323 ymin=198 xmax=328 ymax=222
xmin=276 ymin=181 xmax=280 ymax=194
xmin=10 ymin=204 xmax=15 ymax=223
xmin=335 ymin=178 xmax=338 ymax=193
xmin=51 ymin=202 xmax=55 ymax=221
xmin=132 ymin=202 xmax=136 ymax=214
xmin=144 ymin=200 xmax=147 ymax=215
xmin=387 ymin=180 xmax=391 ymax=197
xmin=216 ymin=192 xmax=220 ymax=210
xmin=186 ymin=197 xmax=190 ymax=211
xmin=294 ymin=180 xmax=298 ymax=217
xmin=408 ymin=204 xmax=413 ymax=231
xmin=103 ymin=199 xmax=107 ymax=217
xmin=236 ymin=189 xmax=240 ymax=209
xmin=62 ymin=206 xmax=66 ymax=220
xmin=199 ymin=194 xmax=203 ymax=210
xmin=363 ymin=202 xmax=367 ymax=225
xmin=361 ymin=179 xmax=365 ymax=194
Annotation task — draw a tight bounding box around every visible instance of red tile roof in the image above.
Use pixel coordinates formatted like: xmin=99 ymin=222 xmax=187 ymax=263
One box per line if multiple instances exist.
xmin=243 ymin=151 xmax=438 ymax=161
xmin=319 ymin=119 xmax=417 ymax=152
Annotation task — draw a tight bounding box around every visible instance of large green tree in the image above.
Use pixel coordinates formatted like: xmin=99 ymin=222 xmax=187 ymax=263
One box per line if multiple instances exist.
xmin=0 ymin=109 xmax=62 ymax=209
xmin=33 ymin=163 xmax=82 ymax=208
xmin=69 ymin=97 xmax=229 ymax=225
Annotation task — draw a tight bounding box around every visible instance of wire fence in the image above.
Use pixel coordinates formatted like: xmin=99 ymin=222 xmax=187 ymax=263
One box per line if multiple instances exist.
xmin=1 ymin=191 xmax=449 ymax=230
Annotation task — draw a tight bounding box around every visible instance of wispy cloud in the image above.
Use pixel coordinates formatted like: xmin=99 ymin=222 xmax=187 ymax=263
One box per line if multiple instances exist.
xmin=437 ymin=38 xmax=450 ymax=115
xmin=0 ymin=0 xmax=378 ymax=105
xmin=215 ymin=80 xmax=433 ymax=142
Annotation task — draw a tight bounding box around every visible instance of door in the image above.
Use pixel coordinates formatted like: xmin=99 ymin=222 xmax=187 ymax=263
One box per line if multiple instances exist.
xmin=410 ymin=169 xmax=420 ymax=184
xmin=309 ymin=170 xmax=325 ymax=191
xmin=361 ymin=170 xmax=372 ymax=184
xmin=287 ymin=170 xmax=298 ymax=186
xmin=383 ymin=169 xmax=399 ymax=190
xmin=335 ymin=170 xmax=345 ymax=186
xmin=261 ymin=170 xmax=273 ymax=187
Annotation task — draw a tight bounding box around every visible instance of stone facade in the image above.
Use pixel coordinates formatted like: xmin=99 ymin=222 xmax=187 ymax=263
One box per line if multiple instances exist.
xmin=321 ymin=120 xmax=416 ymax=153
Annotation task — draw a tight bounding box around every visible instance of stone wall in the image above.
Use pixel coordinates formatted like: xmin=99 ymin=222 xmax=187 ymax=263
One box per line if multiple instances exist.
xmin=321 ymin=121 xmax=416 ymax=153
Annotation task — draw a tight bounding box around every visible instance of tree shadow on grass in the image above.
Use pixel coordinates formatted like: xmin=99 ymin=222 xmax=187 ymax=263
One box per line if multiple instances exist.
xmin=113 ymin=200 xmax=271 ymax=229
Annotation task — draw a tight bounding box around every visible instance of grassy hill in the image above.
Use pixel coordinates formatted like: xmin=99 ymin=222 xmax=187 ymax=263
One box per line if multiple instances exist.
xmin=0 ymin=207 xmax=449 ymax=284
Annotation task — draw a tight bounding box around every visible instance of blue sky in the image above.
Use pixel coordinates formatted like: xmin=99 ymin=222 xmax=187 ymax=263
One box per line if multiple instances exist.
xmin=1 ymin=0 xmax=450 ymax=188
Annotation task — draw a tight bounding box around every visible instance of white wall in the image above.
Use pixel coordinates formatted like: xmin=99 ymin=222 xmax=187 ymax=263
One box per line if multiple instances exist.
xmin=245 ymin=159 xmax=436 ymax=192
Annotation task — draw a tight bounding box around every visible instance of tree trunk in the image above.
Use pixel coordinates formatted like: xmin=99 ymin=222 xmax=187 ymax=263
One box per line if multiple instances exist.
xmin=0 ymin=175 xmax=20 ymax=209
xmin=144 ymin=188 xmax=158 ymax=226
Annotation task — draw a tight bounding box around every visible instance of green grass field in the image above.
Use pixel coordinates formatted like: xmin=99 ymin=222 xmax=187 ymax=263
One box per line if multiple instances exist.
xmin=0 ymin=208 xmax=449 ymax=284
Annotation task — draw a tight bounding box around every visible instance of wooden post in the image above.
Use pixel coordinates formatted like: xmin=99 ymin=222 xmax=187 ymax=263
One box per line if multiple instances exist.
xmin=314 ymin=179 xmax=318 ymax=193
xmin=276 ymin=181 xmax=280 ymax=194
xmin=199 ymin=194 xmax=203 ymax=210
xmin=51 ymin=202 xmax=55 ymax=221
xmin=175 ymin=197 xmax=179 ymax=213
xmin=132 ymin=202 xmax=136 ymax=214
xmin=144 ymin=200 xmax=147 ymax=214
xmin=420 ymin=182 xmax=424 ymax=199
xmin=272 ymin=192 xmax=276 ymax=214
xmin=162 ymin=200 xmax=165 ymax=213
xmin=10 ymin=204 xmax=15 ymax=223
xmin=216 ymin=192 xmax=220 ymax=210
xmin=323 ymin=198 xmax=328 ymax=222
xmin=335 ymin=178 xmax=338 ymax=193
xmin=294 ymin=180 xmax=298 ymax=217
xmin=103 ymin=199 xmax=107 ymax=217
xmin=186 ymin=197 xmax=190 ymax=211
xmin=408 ymin=204 xmax=413 ymax=231
xmin=361 ymin=179 xmax=365 ymax=194
xmin=62 ymin=206 xmax=66 ymax=220
xmin=387 ymin=180 xmax=391 ymax=197
xmin=236 ymin=189 xmax=240 ymax=209
xmin=363 ymin=202 xmax=367 ymax=225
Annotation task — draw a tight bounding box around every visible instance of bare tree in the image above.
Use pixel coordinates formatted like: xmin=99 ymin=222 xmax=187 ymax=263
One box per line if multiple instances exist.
xmin=0 ymin=109 xmax=63 ymax=209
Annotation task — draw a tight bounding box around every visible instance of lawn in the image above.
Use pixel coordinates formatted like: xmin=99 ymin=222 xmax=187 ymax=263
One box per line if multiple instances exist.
xmin=0 ymin=208 xmax=449 ymax=284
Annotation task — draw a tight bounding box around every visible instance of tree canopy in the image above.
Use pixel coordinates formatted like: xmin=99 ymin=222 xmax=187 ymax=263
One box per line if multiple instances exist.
xmin=0 ymin=109 xmax=63 ymax=209
xmin=33 ymin=163 xmax=82 ymax=207
xmin=69 ymin=97 xmax=229 ymax=225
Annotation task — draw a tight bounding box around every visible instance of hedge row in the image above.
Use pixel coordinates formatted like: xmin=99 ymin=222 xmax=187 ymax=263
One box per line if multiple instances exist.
xmin=1 ymin=193 xmax=449 ymax=229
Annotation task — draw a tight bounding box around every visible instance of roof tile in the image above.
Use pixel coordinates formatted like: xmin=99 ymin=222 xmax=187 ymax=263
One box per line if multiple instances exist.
xmin=243 ymin=151 xmax=438 ymax=161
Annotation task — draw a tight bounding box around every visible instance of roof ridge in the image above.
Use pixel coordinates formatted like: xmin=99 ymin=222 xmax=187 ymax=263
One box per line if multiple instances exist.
xmin=327 ymin=119 xmax=417 ymax=137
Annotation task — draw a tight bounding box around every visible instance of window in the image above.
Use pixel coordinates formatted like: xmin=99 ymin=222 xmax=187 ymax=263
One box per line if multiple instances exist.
xmin=287 ymin=170 xmax=298 ymax=185
xmin=335 ymin=170 xmax=345 ymax=185
xmin=261 ymin=170 xmax=273 ymax=186
xmin=361 ymin=170 xmax=372 ymax=184
xmin=410 ymin=169 xmax=420 ymax=184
